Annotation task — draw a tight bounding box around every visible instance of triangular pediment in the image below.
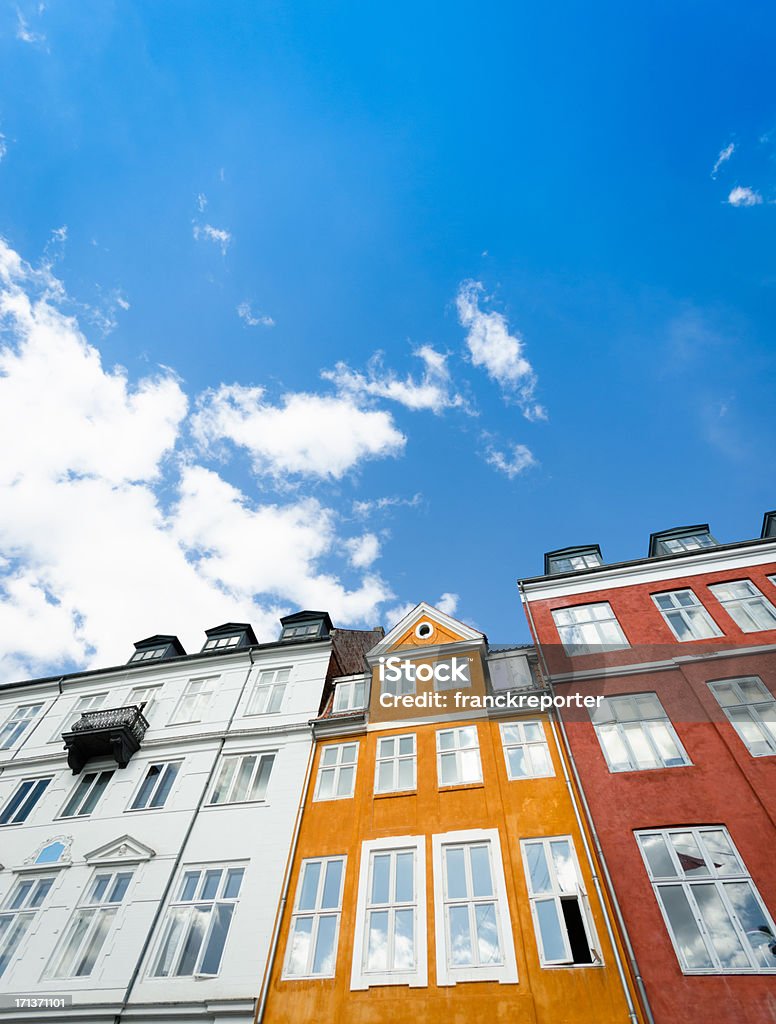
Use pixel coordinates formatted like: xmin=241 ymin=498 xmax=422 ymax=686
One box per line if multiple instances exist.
xmin=368 ymin=602 xmax=485 ymax=658
xmin=85 ymin=834 xmax=156 ymax=865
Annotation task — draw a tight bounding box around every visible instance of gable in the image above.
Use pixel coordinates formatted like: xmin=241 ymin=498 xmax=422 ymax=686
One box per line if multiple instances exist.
xmin=85 ymin=834 xmax=156 ymax=865
xmin=369 ymin=602 xmax=485 ymax=658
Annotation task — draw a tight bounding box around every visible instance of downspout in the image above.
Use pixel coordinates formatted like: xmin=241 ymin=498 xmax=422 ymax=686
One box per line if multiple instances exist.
xmin=519 ymin=580 xmax=654 ymax=1024
xmin=116 ymin=647 xmax=258 ymax=1023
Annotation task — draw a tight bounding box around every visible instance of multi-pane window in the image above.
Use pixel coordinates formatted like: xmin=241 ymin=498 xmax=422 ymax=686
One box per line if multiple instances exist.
xmin=129 ymin=646 xmax=166 ymax=662
xmin=53 ymin=694 xmax=108 ymax=740
xmin=0 ymin=877 xmax=54 ymax=977
xmin=375 ymin=734 xmax=416 ymax=794
xmin=362 ymin=849 xmax=418 ymax=976
xmin=125 ymin=685 xmax=161 ymax=723
xmin=314 ymin=743 xmax=358 ymax=801
xmin=548 ymin=551 xmax=602 ymax=573
xmin=552 ymin=603 xmax=629 ymax=655
xmin=436 ymin=727 xmax=482 ymax=787
xmin=656 ymin=532 xmax=716 ymax=555
xmin=708 ymin=678 xmax=776 ymax=757
xmin=653 ymin=590 xmax=722 ymax=641
xmin=500 ymin=721 xmax=554 ymax=780
xmin=47 ymin=871 xmax=133 ymax=979
xmin=380 ymin=662 xmax=415 ymax=698
xmin=281 ymin=621 xmax=322 ymax=640
xmin=151 ymin=865 xmax=244 ymax=977
xmin=709 ymin=580 xmax=776 ymax=633
xmin=284 ymin=857 xmax=345 ymax=978
xmin=245 ymin=668 xmax=290 ymax=716
xmin=521 ymin=836 xmax=596 ymax=966
xmin=60 ymin=770 xmax=114 ymax=818
xmin=0 ymin=704 xmax=43 ymax=750
xmin=432 ymin=830 xmax=517 ymax=985
xmin=202 ymin=634 xmax=242 ymax=652
xmin=636 ymin=826 xmax=776 ymax=973
xmin=433 ymin=656 xmax=472 ymax=692
xmin=332 ymin=678 xmax=367 ymax=713
xmin=591 ymin=694 xmax=690 ymax=772
xmin=129 ymin=761 xmax=181 ymax=810
xmin=207 ymin=753 xmax=275 ymax=804
xmin=0 ymin=777 xmax=52 ymax=826
xmin=169 ymin=678 xmax=217 ymax=725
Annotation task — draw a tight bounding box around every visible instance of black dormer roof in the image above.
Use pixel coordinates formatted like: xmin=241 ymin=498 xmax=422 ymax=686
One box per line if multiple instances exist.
xmin=543 ymin=545 xmax=603 ymax=576
xmin=761 ymin=510 xmax=776 ymax=539
xmin=279 ymin=610 xmax=333 ymax=641
xmin=648 ymin=524 xmax=717 ymax=558
xmin=129 ymin=634 xmax=186 ymax=664
xmin=200 ymin=622 xmax=258 ymax=653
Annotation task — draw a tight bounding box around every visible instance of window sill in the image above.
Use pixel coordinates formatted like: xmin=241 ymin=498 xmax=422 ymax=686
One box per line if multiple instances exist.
xmin=437 ymin=781 xmax=484 ymax=793
xmin=607 ymin=762 xmax=694 ymax=775
xmin=373 ymin=789 xmax=416 ymax=800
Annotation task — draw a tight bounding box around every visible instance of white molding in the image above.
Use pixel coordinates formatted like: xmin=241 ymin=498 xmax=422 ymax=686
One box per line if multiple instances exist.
xmin=85 ymin=834 xmax=156 ymax=865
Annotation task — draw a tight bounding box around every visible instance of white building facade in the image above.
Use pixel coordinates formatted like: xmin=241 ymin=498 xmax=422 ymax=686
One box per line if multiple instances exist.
xmin=0 ymin=614 xmax=375 ymax=1024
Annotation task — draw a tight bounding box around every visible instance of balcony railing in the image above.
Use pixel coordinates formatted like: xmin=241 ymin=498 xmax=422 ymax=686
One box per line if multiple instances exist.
xmin=63 ymin=704 xmax=149 ymax=774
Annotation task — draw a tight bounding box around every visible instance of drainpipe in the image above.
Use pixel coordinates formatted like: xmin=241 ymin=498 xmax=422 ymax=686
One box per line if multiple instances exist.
xmin=254 ymin=724 xmax=317 ymax=1023
xmin=518 ymin=580 xmax=655 ymax=1024
xmin=116 ymin=647 xmax=258 ymax=1023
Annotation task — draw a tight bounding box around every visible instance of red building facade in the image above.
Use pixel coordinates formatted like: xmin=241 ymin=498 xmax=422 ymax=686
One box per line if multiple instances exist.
xmin=519 ymin=514 xmax=776 ymax=1024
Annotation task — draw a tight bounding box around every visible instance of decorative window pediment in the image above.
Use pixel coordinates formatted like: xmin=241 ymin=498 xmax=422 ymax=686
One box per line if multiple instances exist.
xmin=84 ymin=834 xmax=155 ymax=866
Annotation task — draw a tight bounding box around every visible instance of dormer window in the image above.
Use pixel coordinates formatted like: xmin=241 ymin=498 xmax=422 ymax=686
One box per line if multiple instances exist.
xmin=545 ymin=546 xmax=603 ymax=575
xmin=279 ymin=611 xmax=332 ymax=643
xmin=129 ymin=647 xmax=166 ymax=663
xmin=649 ymin=526 xmax=717 ymax=558
xmin=202 ymin=634 xmax=242 ymax=652
xmin=282 ymin=622 xmax=322 ymax=640
xmin=201 ymin=623 xmax=257 ymax=654
xmin=128 ymin=635 xmax=185 ymax=664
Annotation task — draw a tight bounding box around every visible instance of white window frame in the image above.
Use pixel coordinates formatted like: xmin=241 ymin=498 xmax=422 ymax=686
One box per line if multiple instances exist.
xmin=168 ymin=677 xmax=217 ymax=726
xmin=351 ymin=835 xmax=427 ymax=989
xmin=125 ymin=685 xmax=162 ymax=724
xmin=551 ymin=603 xmax=629 ymax=655
xmin=500 ymin=721 xmax=555 ymax=780
xmin=549 ymin=551 xmax=602 ymax=573
xmin=652 ymin=589 xmax=722 ymax=641
xmin=432 ymin=828 xmax=517 ymax=986
xmin=46 ymin=869 xmax=133 ymax=979
xmin=129 ymin=645 xmax=167 ymax=662
xmin=636 ymin=826 xmax=776 ymax=974
xmin=202 ymin=634 xmax=242 ymax=652
xmin=0 ymin=703 xmax=44 ymax=750
xmin=50 ymin=693 xmax=108 ymax=742
xmin=657 ymin=532 xmax=715 ymax=555
xmin=709 ymin=580 xmax=776 ymax=633
xmin=374 ymin=733 xmax=417 ymax=794
xmin=128 ymin=760 xmax=182 ymax=811
xmin=0 ymin=876 xmax=55 ymax=978
xmin=149 ymin=863 xmax=246 ymax=979
xmin=59 ymin=769 xmax=114 ymax=819
xmin=313 ymin=742 xmax=359 ymax=801
xmin=245 ymin=667 xmax=290 ymax=716
xmin=591 ymin=693 xmax=691 ymax=772
xmin=436 ymin=726 xmax=482 ymax=787
xmin=206 ymin=751 xmax=276 ymax=805
xmin=283 ymin=855 xmax=346 ymax=979
xmin=333 ymin=678 xmax=367 ymax=713
xmin=521 ymin=835 xmax=600 ymax=968
xmin=0 ymin=777 xmax=52 ymax=826
xmin=708 ymin=677 xmax=776 ymax=757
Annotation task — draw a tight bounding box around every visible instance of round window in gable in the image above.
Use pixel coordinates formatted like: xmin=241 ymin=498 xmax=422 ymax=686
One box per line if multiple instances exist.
xmin=415 ymin=621 xmax=434 ymax=640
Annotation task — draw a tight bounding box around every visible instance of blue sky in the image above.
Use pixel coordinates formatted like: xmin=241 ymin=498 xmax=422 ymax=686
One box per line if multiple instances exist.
xmin=1 ymin=1 xmax=775 ymax=677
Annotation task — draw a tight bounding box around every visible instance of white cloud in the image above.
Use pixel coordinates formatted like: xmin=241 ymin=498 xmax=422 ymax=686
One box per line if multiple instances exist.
xmin=436 ymin=592 xmax=459 ymax=615
xmin=16 ymin=9 xmax=45 ymax=45
xmin=711 ymin=143 xmax=735 ymax=178
xmin=193 ymin=223 xmax=232 ymax=254
xmin=345 ymin=532 xmax=381 ymax=569
xmin=237 ymin=301 xmax=275 ymax=328
xmin=456 ymin=280 xmax=546 ymax=420
xmin=352 ymin=493 xmax=422 ymax=517
xmin=196 ymin=192 xmax=208 ymax=212
xmin=192 ymin=385 xmax=406 ymax=480
xmin=324 ymin=345 xmax=470 ymax=415
xmin=727 ymin=186 xmax=763 ymax=207
xmin=485 ymin=442 xmax=537 ymax=478
xmin=0 ymin=134 xmax=7 ymax=163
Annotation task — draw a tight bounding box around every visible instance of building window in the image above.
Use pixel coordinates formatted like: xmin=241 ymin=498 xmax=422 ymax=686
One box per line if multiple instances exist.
xmin=432 ymin=829 xmax=517 ymax=985
xmin=653 ymin=590 xmax=722 ymax=641
xmin=500 ymin=721 xmax=554 ymax=780
xmin=375 ymin=734 xmax=416 ymax=794
xmin=246 ymin=668 xmax=290 ymax=716
xmin=0 ymin=777 xmax=52 ymax=826
xmin=551 ymin=603 xmax=629 ymax=655
xmin=380 ymin=661 xmax=415 ymax=698
xmin=284 ymin=856 xmax=346 ymax=979
xmin=655 ymin=531 xmax=716 ymax=555
xmin=47 ymin=870 xmax=133 ymax=979
xmin=547 ymin=550 xmax=602 ymax=574
xmin=352 ymin=836 xmax=427 ymax=989
xmin=151 ymin=864 xmax=244 ymax=978
xmin=52 ymin=693 xmax=108 ymax=741
xmin=636 ymin=826 xmax=776 ymax=973
xmin=0 ymin=704 xmax=43 ymax=750
xmin=129 ymin=761 xmax=181 ymax=810
xmin=521 ymin=836 xmax=597 ymax=967
xmin=125 ymin=685 xmax=161 ymax=723
xmin=0 ymin=876 xmax=55 ymax=977
xmin=708 ymin=678 xmax=776 ymax=757
xmin=591 ymin=694 xmax=690 ymax=772
xmin=433 ymin=656 xmax=472 ymax=692
xmin=436 ymin=727 xmax=482 ymax=787
xmin=709 ymin=580 xmax=776 ymax=633
xmin=314 ymin=743 xmax=358 ymax=801
xmin=129 ymin=646 xmax=166 ymax=663
xmin=281 ymin=621 xmax=323 ymax=640
xmin=169 ymin=677 xmax=217 ymax=725
xmin=202 ymin=634 xmax=242 ymax=652
xmin=333 ymin=678 xmax=367 ymax=713
xmin=207 ymin=752 xmax=275 ymax=805
xmin=60 ymin=769 xmax=114 ymax=818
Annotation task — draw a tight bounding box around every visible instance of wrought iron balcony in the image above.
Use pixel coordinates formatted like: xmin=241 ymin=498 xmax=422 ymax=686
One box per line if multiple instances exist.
xmin=63 ymin=705 xmax=149 ymax=774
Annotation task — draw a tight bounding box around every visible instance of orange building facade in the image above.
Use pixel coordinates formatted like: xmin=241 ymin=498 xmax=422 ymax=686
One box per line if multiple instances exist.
xmin=258 ymin=603 xmax=647 ymax=1024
